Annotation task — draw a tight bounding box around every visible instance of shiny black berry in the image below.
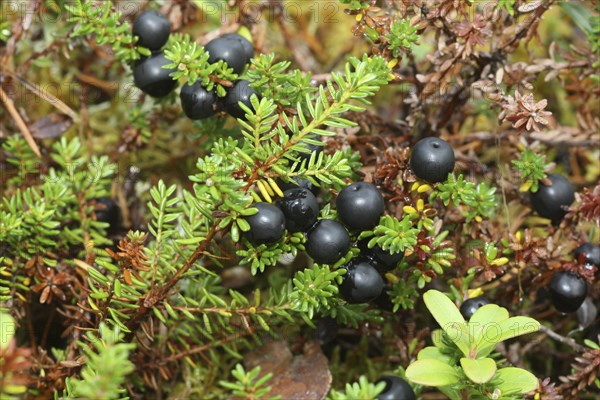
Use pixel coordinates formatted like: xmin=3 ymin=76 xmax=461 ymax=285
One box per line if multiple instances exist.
xmin=375 ymin=376 xmax=416 ymax=400
xmin=276 ymin=188 xmax=319 ymax=233
xmin=277 ymin=177 xmax=320 ymax=196
xmin=205 ymin=37 xmax=247 ymax=74
xmin=530 ymin=173 xmax=575 ymax=223
xmin=94 ymin=198 xmax=120 ymax=232
xmin=221 ymin=33 xmax=254 ymax=62
xmin=409 ymin=137 xmax=455 ymax=183
xmin=340 ymin=258 xmax=384 ymax=304
xmin=222 ymin=80 xmax=260 ymax=119
xmin=359 ymin=240 xmax=403 ymax=272
xmin=132 ymin=10 xmax=170 ymax=51
xmin=244 ymin=202 xmax=286 ymax=245
xmin=133 ymin=52 xmax=177 ymax=98
xmin=459 ymin=296 xmax=490 ymax=320
xmin=336 ymin=182 xmax=385 ymax=231
xmin=574 ymin=243 xmax=600 ymax=267
xmin=305 ymin=220 xmax=351 ymax=264
xmin=180 ymin=81 xmax=217 ymax=120
xmin=548 ymin=271 xmax=587 ymax=313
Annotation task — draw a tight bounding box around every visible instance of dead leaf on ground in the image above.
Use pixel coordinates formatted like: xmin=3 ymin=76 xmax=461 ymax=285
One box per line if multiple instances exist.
xmin=244 ymin=340 xmax=331 ymax=400
xmin=29 ymin=113 xmax=73 ymax=139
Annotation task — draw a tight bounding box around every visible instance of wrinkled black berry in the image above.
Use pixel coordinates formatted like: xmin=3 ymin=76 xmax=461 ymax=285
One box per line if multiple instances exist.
xmin=340 ymin=258 xmax=384 ymax=304
xmin=276 ymin=188 xmax=319 ymax=232
xmin=133 ymin=52 xmax=177 ymax=98
xmin=180 ymin=81 xmax=217 ymax=120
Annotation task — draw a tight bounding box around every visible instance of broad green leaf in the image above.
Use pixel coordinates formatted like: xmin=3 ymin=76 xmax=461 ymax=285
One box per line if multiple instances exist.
xmin=438 ymin=386 xmax=462 ymax=400
xmin=405 ymin=359 xmax=460 ymax=387
xmin=417 ymin=346 xmax=453 ymax=364
xmin=476 ymin=316 xmax=540 ymax=357
xmin=423 ymin=290 xmax=470 ymax=355
xmin=470 ymin=303 xmax=509 ymax=341
xmin=494 ymin=367 xmax=539 ymax=395
xmin=460 ymin=357 xmax=497 ymax=384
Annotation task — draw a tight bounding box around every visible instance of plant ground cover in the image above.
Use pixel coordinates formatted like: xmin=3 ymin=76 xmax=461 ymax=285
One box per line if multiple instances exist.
xmin=0 ymin=1 xmax=599 ymax=399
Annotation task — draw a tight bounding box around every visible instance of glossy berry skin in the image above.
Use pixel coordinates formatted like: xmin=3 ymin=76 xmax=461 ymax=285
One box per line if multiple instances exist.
xmin=244 ymin=202 xmax=286 ymax=245
xmin=305 ymin=220 xmax=351 ymax=264
xmin=277 ymin=177 xmax=319 ymax=196
xmin=459 ymin=296 xmax=490 ymax=320
xmin=410 ymin=137 xmax=455 ymax=183
xmin=530 ymin=173 xmax=575 ymax=223
xmin=359 ymin=240 xmax=403 ymax=272
xmin=336 ymin=182 xmax=385 ymax=231
xmin=375 ymin=376 xmax=416 ymax=400
xmin=133 ymin=52 xmax=177 ymax=98
xmin=276 ymin=188 xmax=319 ymax=233
xmin=222 ymin=80 xmax=260 ymax=119
xmin=574 ymin=243 xmax=600 ymax=267
xmin=94 ymin=198 xmax=120 ymax=232
xmin=221 ymin=33 xmax=254 ymax=62
xmin=340 ymin=258 xmax=384 ymax=304
xmin=205 ymin=37 xmax=247 ymax=74
xmin=132 ymin=10 xmax=170 ymax=51
xmin=180 ymin=81 xmax=217 ymax=120
xmin=548 ymin=271 xmax=587 ymax=313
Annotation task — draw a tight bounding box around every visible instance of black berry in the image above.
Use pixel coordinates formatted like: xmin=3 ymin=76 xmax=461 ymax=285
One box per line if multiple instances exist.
xmin=410 ymin=137 xmax=455 ymax=183
xmin=277 ymin=177 xmax=320 ymax=196
xmin=359 ymin=240 xmax=403 ymax=272
xmin=336 ymin=182 xmax=385 ymax=231
xmin=305 ymin=220 xmax=351 ymax=264
xmin=276 ymin=188 xmax=319 ymax=233
xmin=180 ymin=81 xmax=217 ymax=120
xmin=94 ymin=198 xmax=120 ymax=232
xmin=375 ymin=376 xmax=416 ymax=400
xmin=574 ymin=243 xmax=600 ymax=267
xmin=205 ymin=37 xmax=247 ymax=74
xmin=132 ymin=10 xmax=170 ymax=51
xmin=339 ymin=258 xmax=384 ymax=304
xmin=529 ymin=173 xmax=575 ymax=223
xmin=221 ymin=33 xmax=254 ymax=63
xmin=133 ymin=52 xmax=177 ymax=98
xmin=459 ymin=296 xmax=491 ymax=320
xmin=548 ymin=271 xmax=587 ymax=313
xmin=244 ymin=202 xmax=286 ymax=245
xmin=222 ymin=80 xmax=260 ymax=120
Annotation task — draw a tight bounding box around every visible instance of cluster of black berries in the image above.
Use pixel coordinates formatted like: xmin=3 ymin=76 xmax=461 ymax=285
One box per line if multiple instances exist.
xmin=131 ymin=10 xmax=258 ymax=120
xmin=244 ymin=181 xmax=406 ymax=304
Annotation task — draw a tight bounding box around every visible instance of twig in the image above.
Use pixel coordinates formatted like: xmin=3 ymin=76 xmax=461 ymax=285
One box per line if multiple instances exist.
xmin=539 ymin=325 xmax=586 ymax=352
xmin=0 ymin=86 xmax=41 ymax=157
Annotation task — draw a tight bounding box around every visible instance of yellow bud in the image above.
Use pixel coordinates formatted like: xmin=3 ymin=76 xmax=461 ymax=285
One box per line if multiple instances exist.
xmin=468 ymin=288 xmax=484 ymax=298
xmin=403 ymin=206 xmax=417 ymax=214
xmin=515 ymin=231 xmax=523 ymax=242
xmin=387 ymin=59 xmax=398 ymax=69
xmin=417 ymin=198 xmax=424 ymax=211
xmin=418 ymin=184 xmax=432 ymax=193
xmin=356 ymin=13 xmax=363 ymax=21
xmin=475 ymin=215 xmax=483 ymax=222
xmin=520 ymin=180 xmax=533 ymax=192
xmin=256 ymin=180 xmax=272 ymax=203
xmin=491 ymin=257 xmax=509 ymax=266
xmin=411 ymin=182 xmax=420 ymax=191
xmin=385 ymin=273 xmax=399 ymax=283
xmin=268 ymin=177 xmax=284 ymax=198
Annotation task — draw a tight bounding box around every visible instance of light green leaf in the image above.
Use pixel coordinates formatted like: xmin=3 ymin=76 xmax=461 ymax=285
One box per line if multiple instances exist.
xmin=417 ymin=346 xmax=454 ymax=364
xmin=406 ymin=359 xmax=460 ymax=387
xmin=494 ymin=367 xmax=539 ymax=395
xmin=423 ymin=290 xmax=470 ymax=355
xmin=476 ymin=316 xmax=540 ymax=357
xmin=460 ymin=357 xmax=497 ymax=384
